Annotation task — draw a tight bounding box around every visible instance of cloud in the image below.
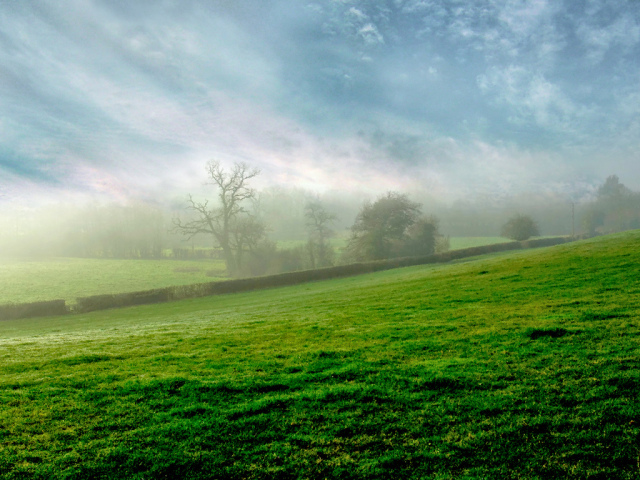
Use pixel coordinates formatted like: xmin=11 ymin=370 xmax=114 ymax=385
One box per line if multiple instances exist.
xmin=2 ymin=0 xmax=640 ymax=204
xmin=497 ymin=0 xmax=553 ymax=37
xmin=476 ymin=63 xmax=603 ymax=148
xmin=577 ymin=11 xmax=640 ymax=64
xmin=358 ymin=23 xmax=385 ymax=45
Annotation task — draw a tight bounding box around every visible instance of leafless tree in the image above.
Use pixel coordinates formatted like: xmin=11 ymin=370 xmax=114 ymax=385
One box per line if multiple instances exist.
xmin=304 ymin=199 xmax=337 ymax=268
xmin=173 ymin=161 xmax=264 ymax=275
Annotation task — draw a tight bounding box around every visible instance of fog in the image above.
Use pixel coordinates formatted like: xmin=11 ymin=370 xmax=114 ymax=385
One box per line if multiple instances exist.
xmin=2 ymin=172 xmax=637 ymax=264
xmin=2 ymin=1 xmax=640 ymax=257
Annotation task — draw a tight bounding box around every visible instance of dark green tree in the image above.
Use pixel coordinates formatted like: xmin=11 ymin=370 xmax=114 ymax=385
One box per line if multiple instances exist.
xmin=401 ymin=216 xmax=440 ymax=257
xmin=346 ymin=192 xmax=422 ymax=261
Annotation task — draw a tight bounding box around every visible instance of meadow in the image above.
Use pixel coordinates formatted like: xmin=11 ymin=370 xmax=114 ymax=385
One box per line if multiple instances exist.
xmin=448 ymin=236 xmax=509 ymax=250
xmin=1 ymin=232 xmax=639 ymax=478
xmin=0 ymin=237 xmax=506 ymax=306
xmin=0 ymin=257 xmax=227 ymax=305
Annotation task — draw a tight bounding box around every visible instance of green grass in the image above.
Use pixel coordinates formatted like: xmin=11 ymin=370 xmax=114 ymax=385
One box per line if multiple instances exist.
xmin=0 ymin=257 xmax=227 ymax=305
xmin=1 ymin=231 xmax=640 ymax=478
xmin=0 ymin=238 xmax=544 ymax=306
xmin=449 ymin=236 xmax=510 ymax=249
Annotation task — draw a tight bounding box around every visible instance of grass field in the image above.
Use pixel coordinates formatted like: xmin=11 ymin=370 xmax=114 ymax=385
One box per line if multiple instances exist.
xmin=0 ymin=257 xmax=227 ymax=305
xmin=1 ymin=231 xmax=639 ymax=478
xmin=0 ymin=238 xmax=509 ymax=306
xmin=448 ymin=236 xmax=509 ymax=250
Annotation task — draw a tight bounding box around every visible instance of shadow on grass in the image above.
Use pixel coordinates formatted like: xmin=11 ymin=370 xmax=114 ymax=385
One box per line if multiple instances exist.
xmin=524 ymin=327 xmax=578 ymax=340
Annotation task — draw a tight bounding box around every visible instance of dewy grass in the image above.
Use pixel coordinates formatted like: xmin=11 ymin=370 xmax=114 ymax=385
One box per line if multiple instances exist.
xmin=1 ymin=231 xmax=640 ymax=478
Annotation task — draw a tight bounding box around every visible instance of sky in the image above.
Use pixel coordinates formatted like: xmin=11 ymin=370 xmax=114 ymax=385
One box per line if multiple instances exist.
xmin=1 ymin=0 xmax=640 ymax=206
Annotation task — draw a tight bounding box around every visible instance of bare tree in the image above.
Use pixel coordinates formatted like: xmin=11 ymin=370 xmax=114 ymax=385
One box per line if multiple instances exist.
xmin=304 ymin=199 xmax=337 ymax=268
xmin=173 ymin=161 xmax=264 ymax=275
xmin=229 ymin=215 xmax=267 ymax=270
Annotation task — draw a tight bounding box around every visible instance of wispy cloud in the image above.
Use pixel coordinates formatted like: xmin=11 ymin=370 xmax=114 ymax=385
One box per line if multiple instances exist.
xmin=477 ymin=66 xmax=579 ymax=133
xmin=2 ymin=0 xmax=640 ymax=205
xmin=577 ymin=11 xmax=640 ymax=64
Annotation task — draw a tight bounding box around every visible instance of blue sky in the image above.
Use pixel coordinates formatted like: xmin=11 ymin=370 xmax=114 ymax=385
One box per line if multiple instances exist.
xmin=1 ymin=0 xmax=639 ymax=205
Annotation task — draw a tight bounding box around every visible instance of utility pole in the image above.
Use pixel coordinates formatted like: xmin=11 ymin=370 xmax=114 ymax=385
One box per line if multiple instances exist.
xmin=571 ymin=202 xmax=575 ymax=238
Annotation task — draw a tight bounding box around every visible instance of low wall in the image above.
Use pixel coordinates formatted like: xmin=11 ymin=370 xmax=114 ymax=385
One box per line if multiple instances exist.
xmin=0 ymin=299 xmax=68 ymax=321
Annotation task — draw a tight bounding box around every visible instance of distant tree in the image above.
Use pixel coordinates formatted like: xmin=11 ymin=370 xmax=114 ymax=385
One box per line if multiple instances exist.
xmin=304 ymin=199 xmax=337 ymax=268
xmin=590 ymin=175 xmax=640 ymax=234
xmin=173 ymin=161 xmax=265 ymax=276
xmin=435 ymin=234 xmax=451 ymax=254
xmin=501 ymin=214 xmax=540 ymax=241
xmin=230 ymin=215 xmax=268 ymax=270
xmin=346 ymin=192 xmax=423 ymax=261
xmin=582 ymin=209 xmax=605 ymax=237
xmin=597 ymin=175 xmax=631 ymax=200
xmin=400 ymin=216 xmax=440 ymax=257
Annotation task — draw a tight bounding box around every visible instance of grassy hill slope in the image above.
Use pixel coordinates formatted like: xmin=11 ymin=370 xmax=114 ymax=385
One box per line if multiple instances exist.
xmin=1 ymin=231 xmax=639 ymax=479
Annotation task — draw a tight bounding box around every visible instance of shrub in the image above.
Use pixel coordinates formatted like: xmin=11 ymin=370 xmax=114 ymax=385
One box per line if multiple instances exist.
xmin=501 ymin=214 xmax=540 ymax=241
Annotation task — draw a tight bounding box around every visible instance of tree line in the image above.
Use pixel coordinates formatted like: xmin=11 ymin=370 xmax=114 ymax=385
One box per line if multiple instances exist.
xmin=1 ymin=163 xmax=638 ymax=277
xmin=171 ymin=161 xmax=449 ymax=277
xmin=167 ymin=165 xmax=640 ymax=276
